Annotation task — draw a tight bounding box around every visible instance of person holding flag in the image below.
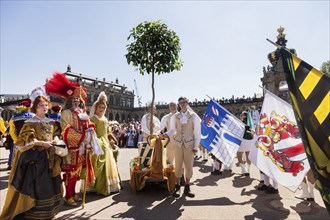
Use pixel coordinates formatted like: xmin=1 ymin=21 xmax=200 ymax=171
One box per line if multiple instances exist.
xmin=210 ymin=152 xmax=222 ymax=175
xmin=265 ymin=37 xmax=329 ymax=212
xmin=295 ymin=170 xmax=315 ymax=201
xmin=250 ymin=89 xmax=310 ymax=195
xmin=237 ymin=111 xmax=254 ymax=176
xmin=200 ymin=99 xmax=245 ymax=177
xmin=279 ymin=47 xmax=329 ymax=213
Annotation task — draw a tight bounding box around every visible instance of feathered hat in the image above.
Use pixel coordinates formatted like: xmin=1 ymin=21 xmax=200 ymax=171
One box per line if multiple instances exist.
xmin=16 ymin=99 xmax=31 ymax=112
xmin=18 ymin=99 xmax=31 ymax=108
xmin=29 ymin=86 xmax=49 ymax=106
xmin=51 ymin=105 xmax=62 ymax=113
xmin=89 ymin=91 xmax=107 ymax=117
xmin=44 ymin=72 xmax=87 ymax=100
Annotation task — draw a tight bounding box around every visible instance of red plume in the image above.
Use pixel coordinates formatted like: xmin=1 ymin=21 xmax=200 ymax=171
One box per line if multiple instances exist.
xmin=18 ymin=99 xmax=31 ymax=108
xmin=45 ymin=72 xmax=81 ymax=99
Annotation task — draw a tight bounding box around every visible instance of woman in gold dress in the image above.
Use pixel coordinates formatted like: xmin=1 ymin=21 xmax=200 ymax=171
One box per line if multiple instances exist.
xmin=89 ymin=92 xmax=121 ymax=196
xmin=0 ymin=93 xmax=62 ymax=220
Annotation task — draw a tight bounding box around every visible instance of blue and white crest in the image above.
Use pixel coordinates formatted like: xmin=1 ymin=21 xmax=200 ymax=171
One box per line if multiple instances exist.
xmin=200 ymin=100 xmax=245 ymax=166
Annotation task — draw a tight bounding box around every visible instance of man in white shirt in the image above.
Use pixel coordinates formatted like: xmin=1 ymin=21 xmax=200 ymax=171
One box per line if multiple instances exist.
xmin=159 ymin=101 xmax=177 ymax=165
xmin=140 ymin=105 xmax=161 ymax=141
xmin=164 ymin=97 xmax=201 ymax=198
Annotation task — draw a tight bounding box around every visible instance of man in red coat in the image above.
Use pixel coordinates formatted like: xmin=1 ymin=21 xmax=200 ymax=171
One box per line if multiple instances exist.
xmin=45 ymin=73 xmax=101 ymax=207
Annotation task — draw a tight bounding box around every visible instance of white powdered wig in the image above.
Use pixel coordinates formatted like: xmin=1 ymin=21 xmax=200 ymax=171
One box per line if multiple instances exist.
xmin=29 ymin=86 xmax=50 ymax=106
xmin=89 ymin=91 xmax=108 ymax=118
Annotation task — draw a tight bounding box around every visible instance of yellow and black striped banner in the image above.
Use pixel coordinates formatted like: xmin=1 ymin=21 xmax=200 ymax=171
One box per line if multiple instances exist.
xmin=280 ymin=48 xmax=330 ymax=213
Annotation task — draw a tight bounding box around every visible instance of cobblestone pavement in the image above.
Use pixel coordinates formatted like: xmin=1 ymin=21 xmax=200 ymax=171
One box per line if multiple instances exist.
xmin=0 ymin=147 xmax=328 ymax=220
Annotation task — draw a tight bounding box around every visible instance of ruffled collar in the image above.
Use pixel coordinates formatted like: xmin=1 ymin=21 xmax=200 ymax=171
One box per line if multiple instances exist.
xmin=25 ymin=115 xmax=54 ymax=123
xmin=73 ymin=109 xmax=89 ymax=121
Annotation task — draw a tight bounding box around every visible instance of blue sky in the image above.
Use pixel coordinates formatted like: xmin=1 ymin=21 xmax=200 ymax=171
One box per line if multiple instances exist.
xmin=1 ymin=1 xmax=329 ymax=107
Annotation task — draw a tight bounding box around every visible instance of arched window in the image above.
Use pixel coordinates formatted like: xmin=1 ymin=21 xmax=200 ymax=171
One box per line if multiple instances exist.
xmin=109 ymin=95 xmax=114 ymax=105
xmin=127 ymin=98 xmax=132 ymax=107
xmin=116 ymin=97 xmax=120 ymax=106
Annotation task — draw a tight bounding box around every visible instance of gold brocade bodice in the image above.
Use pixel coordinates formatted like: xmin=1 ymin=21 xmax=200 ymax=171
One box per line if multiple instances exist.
xmin=17 ymin=117 xmax=60 ymax=147
xmin=36 ymin=122 xmax=55 ymax=141
xmin=15 ymin=116 xmax=61 ymax=176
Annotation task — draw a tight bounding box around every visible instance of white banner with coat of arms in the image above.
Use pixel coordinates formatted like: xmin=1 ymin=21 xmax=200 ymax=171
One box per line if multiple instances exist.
xmin=249 ymin=90 xmax=310 ymax=191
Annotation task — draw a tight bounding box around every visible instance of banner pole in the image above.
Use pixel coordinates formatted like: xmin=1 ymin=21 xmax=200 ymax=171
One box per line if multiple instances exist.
xmin=266 ymin=38 xmax=281 ymax=48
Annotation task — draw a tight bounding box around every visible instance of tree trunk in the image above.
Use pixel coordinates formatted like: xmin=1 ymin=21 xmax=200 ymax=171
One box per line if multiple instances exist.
xmin=150 ymin=71 xmax=155 ymax=134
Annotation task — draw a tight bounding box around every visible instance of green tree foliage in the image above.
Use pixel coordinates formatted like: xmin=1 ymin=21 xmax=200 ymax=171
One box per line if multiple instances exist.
xmin=125 ymin=20 xmax=183 ymax=133
xmin=320 ymin=60 xmax=330 ymax=76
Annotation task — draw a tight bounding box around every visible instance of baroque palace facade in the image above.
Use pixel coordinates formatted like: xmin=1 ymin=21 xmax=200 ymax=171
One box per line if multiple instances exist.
xmin=0 ymin=27 xmax=292 ymax=123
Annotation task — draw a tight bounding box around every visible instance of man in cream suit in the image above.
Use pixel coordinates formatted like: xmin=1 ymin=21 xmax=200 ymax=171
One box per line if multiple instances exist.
xmin=164 ymin=97 xmax=201 ymax=198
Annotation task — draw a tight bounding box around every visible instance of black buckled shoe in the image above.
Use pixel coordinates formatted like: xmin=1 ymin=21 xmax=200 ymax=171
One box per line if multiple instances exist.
xmin=173 ymin=184 xmax=180 ymax=198
xmin=184 ymin=184 xmax=195 ymax=198
xmin=265 ymin=186 xmax=279 ymax=194
xmin=180 ymin=176 xmax=186 ymax=186
xmin=256 ymin=184 xmax=269 ymax=191
xmin=211 ymin=170 xmax=222 ymax=175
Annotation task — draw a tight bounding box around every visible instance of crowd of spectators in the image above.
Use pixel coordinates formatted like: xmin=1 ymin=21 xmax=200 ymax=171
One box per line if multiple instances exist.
xmin=110 ymin=121 xmax=143 ymax=148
